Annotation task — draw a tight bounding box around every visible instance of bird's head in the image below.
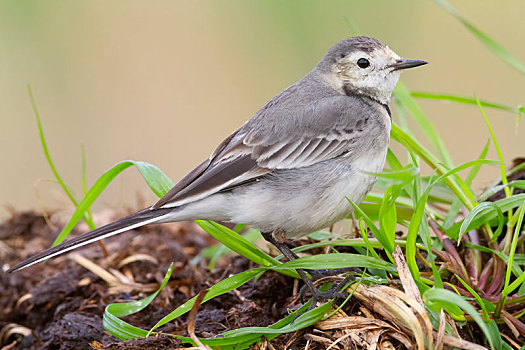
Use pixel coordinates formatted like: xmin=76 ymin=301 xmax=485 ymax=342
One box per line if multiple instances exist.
xmin=317 ymin=36 xmax=427 ymax=104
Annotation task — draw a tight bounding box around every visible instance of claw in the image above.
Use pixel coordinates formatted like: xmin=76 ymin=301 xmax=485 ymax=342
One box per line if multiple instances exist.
xmin=261 ymin=231 xmax=359 ymax=315
xmin=301 ymin=273 xmax=358 ymax=311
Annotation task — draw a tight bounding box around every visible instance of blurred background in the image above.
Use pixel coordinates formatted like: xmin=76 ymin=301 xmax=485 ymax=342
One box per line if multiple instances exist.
xmin=1 ymin=0 xmax=524 ymax=220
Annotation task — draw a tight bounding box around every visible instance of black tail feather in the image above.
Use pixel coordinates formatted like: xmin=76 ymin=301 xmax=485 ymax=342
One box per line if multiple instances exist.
xmin=7 ymin=207 xmax=172 ymax=272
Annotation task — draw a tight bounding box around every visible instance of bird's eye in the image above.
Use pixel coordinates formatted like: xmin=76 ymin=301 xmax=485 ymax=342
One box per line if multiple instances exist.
xmin=357 ymin=58 xmax=370 ymax=68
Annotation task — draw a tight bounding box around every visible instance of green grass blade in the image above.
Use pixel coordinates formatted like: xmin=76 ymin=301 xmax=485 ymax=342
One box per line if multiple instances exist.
xmin=175 ymin=302 xmax=331 ymax=348
xmin=351 ymin=199 xmax=393 ymax=258
xmin=464 ymin=243 xmax=523 ymax=277
xmin=29 ymin=85 xmax=79 ymax=208
xmin=149 ymin=269 xmax=263 ymax=333
xmin=405 ymin=179 xmax=429 ymax=284
xmin=443 ymin=139 xmax=490 ymax=229
xmin=163 ymin=304 xmax=310 ymax=348
xmin=410 ymin=155 xmax=443 ymax=290
xmin=434 ymin=0 xmax=525 ymax=76
xmin=80 ymin=144 xmax=95 ymax=227
xmin=391 ymin=124 xmax=473 ymax=209
xmin=407 ymin=159 xmax=500 ymax=284
xmin=218 ymin=302 xmax=332 ymax=341
xmin=132 ymin=160 xmax=175 ymax=198
xmin=424 ymin=288 xmax=502 ymax=350
xmin=393 ymin=82 xmax=454 ymax=168
xmin=107 ymin=274 xmax=328 ymax=348
xmin=448 ymin=194 xmax=525 ymax=238
xmin=283 ymin=238 xmax=427 ymax=256
xmin=436 ymin=159 xmax=501 ymax=204
xmin=502 ymin=201 xmax=525 ymax=296
xmin=29 ymin=84 xmax=97 ymax=230
xmin=52 ymin=160 xmax=174 ymax=246
xmin=358 ymin=201 xmax=415 ymax=222
xmin=373 ymin=165 xmax=420 ymax=183
xmin=459 ymin=202 xmax=504 ymax=243
xmin=478 ymin=180 xmax=525 ymax=202
xmin=512 ymin=254 xmax=525 ymax=265
xmin=476 ymin=97 xmax=511 ymax=200
xmin=505 ymin=267 xmax=525 ymax=297
xmin=411 ymin=92 xmax=525 ymax=116
xmin=494 ymin=198 xmax=524 ymax=314
xmin=386 ymin=149 xmax=403 ymax=170
xmin=199 ymin=229 xmax=261 ymax=271
xmin=357 ymin=219 xmax=381 ymax=260
xmin=456 ymin=276 xmax=491 ymax=322
xmin=378 ymin=185 xmax=401 ymax=254
xmin=195 ymin=220 xmax=288 ymax=273
xmin=272 ymin=253 xmax=396 ymax=274
xmin=103 ymin=263 xmax=174 ymax=340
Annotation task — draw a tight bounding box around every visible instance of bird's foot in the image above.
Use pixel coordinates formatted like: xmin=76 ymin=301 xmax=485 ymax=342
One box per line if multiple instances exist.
xmin=300 ymin=272 xmax=358 ymax=311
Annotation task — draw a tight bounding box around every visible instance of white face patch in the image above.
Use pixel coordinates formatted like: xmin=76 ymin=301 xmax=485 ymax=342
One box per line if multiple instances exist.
xmin=333 ymin=46 xmax=404 ymax=104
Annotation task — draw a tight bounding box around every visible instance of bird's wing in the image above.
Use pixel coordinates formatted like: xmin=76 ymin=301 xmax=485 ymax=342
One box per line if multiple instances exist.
xmin=152 ymin=127 xmax=270 ymax=208
xmin=153 ymin=95 xmax=370 ymax=209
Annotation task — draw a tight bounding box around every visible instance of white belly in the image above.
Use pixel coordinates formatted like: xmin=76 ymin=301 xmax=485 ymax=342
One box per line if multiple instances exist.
xmin=224 ymin=147 xmax=388 ymax=238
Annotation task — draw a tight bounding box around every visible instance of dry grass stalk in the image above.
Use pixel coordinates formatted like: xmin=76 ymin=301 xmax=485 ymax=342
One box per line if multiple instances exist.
xmin=71 ymin=254 xmax=160 ymax=294
xmin=187 ymin=289 xmax=211 ymax=350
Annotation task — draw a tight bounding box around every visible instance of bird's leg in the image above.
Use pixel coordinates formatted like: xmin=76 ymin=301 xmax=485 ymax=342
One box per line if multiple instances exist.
xmin=261 ymin=231 xmax=352 ymax=310
xmin=261 ymin=231 xmax=318 ymax=294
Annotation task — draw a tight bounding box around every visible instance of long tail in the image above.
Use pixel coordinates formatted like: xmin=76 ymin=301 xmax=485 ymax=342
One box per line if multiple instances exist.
xmin=7 ymin=207 xmax=174 ymax=272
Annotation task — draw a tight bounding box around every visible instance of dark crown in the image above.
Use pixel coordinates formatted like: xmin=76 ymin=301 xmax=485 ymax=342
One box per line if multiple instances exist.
xmin=316 ymin=36 xmax=386 ymax=71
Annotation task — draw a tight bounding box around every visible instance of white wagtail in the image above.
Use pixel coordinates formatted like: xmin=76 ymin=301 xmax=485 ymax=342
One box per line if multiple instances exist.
xmin=9 ymin=36 xmax=426 ymax=300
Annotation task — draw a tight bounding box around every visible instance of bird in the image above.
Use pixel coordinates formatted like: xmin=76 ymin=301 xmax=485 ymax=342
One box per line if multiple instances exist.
xmin=8 ymin=36 xmax=426 ymax=302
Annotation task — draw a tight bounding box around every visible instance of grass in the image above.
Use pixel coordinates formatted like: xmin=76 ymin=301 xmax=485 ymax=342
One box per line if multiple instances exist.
xmin=24 ymin=2 xmax=525 ymax=349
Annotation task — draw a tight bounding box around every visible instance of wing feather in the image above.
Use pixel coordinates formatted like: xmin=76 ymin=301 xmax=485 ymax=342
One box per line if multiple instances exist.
xmin=292 ymin=138 xmax=323 ymax=164
xmin=154 ymin=95 xmax=369 ymax=209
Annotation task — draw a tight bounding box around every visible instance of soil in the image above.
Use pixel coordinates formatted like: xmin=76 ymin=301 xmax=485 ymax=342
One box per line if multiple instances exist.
xmin=0 ymin=208 xmax=493 ymax=349
xmin=0 ymin=210 xmax=297 ymax=349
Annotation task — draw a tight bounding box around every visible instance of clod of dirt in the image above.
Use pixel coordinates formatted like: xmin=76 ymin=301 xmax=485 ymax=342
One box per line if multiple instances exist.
xmin=39 ymin=313 xmax=106 ymax=350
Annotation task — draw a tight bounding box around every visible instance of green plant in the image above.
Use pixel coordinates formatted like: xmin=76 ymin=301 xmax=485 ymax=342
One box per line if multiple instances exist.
xmin=27 ymin=2 xmax=525 ymax=348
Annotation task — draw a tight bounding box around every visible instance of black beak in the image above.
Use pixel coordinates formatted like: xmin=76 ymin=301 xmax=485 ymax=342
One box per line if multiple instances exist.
xmin=389 ymin=59 xmax=428 ymax=71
